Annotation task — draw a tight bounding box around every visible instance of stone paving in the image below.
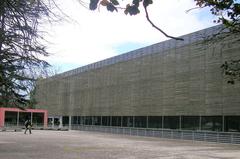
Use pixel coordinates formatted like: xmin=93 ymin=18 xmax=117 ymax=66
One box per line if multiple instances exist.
xmin=0 ymin=130 xmax=240 ymax=159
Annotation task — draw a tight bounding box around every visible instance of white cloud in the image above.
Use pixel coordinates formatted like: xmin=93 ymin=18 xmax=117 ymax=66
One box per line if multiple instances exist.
xmin=42 ymin=0 xmax=216 ymax=72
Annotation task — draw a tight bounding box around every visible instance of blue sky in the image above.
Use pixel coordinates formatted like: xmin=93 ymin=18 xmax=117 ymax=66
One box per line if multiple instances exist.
xmin=43 ymin=0 xmax=216 ymax=73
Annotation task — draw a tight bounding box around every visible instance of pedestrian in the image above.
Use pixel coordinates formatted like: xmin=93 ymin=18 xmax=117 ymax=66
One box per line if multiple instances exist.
xmin=24 ymin=119 xmax=32 ymax=134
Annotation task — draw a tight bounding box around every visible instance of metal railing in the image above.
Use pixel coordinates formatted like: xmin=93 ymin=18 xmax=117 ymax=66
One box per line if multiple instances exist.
xmin=72 ymin=125 xmax=240 ymax=144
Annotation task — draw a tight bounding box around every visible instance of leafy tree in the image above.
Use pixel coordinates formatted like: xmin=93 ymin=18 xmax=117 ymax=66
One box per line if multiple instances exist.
xmin=0 ymin=0 xmax=57 ymax=107
xmin=195 ymin=0 xmax=240 ymax=32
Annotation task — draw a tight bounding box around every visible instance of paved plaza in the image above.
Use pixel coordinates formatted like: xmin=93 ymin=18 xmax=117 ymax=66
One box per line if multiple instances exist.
xmin=0 ymin=130 xmax=240 ymax=159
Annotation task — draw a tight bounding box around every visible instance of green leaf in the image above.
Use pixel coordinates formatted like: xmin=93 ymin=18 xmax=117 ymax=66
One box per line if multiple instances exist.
xmin=132 ymin=0 xmax=140 ymax=7
xmin=143 ymin=0 xmax=153 ymax=7
xmin=107 ymin=3 xmax=118 ymax=12
xmin=125 ymin=5 xmax=140 ymax=15
xmin=110 ymin=0 xmax=119 ymax=5
xmin=90 ymin=0 xmax=99 ymax=10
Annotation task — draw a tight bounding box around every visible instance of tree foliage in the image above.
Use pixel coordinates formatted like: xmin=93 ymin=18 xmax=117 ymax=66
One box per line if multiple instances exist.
xmin=89 ymin=0 xmax=240 ymax=34
xmin=221 ymin=60 xmax=240 ymax=84
xmin=89 ymin=0 xmax=183 ymax=40
xmin=195 ymin=0 xmax=240 ymax=32
xmin=0 ymin=0 xmax=56 ymax=107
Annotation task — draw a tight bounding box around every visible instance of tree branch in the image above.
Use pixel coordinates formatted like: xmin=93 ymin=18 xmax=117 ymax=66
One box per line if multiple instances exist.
xmin=143 ymin=5 xmax=184 ymax=41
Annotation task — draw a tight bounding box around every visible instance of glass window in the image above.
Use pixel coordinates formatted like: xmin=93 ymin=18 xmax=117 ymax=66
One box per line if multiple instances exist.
xmin=48 ymin=118 xmax=53 ymax=126
xmin=134 ymin=116 xmax=147 ymax=128
xmin=148 ymin=116 xmax=162 ymax=128
xmin=72 ymin=116 xmax=78 ymax=124
xmin=54 ymin=118 xmax=60 ymax=126
xmin=79 ymin=116 xmax=85 ymax=125
xmin=225 ymin=116 xmax=240 ymax=132
xmin=19 ymin=112 xmax=31 ymax=126
xmin=164 ymin=116 xmax=180 ymax=129
xmin=112 ymin=116 xmax=121 ymax=127
xmin=84 ymin=116 xmax=92 ymax=125
xmin=62 ymin=116 xmax=69 ymax=126
xmin=92 ymin=116 xmax=101 ymax=125
xmin=201 ymin=116 xmax=222 ymax=131
xmin=32 ymin=113 xmax=44 ymax=127
xmin=102 ymin=116 xmax=111 ymax=126
xmin=4 ymin=111 xmax=17 ymax=126
xmin=181 ymin=116 xmax=200 ymax=130
xmin=122 ymin=116 xmax=133 ymax=127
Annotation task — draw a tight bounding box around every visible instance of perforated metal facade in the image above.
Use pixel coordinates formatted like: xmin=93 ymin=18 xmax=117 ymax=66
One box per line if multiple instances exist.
xmin=35 ymin=26 xmax=240 ymax=129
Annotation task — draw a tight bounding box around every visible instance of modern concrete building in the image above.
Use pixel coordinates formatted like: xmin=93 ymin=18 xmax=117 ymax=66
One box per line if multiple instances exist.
xmin=35 ymin=25 xmax=240 ymax=132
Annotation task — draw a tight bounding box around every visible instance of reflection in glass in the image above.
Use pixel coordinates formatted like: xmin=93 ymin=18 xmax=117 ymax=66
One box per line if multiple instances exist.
xmin=181 ymin=116 xmax=199 ymax=130
xmin=112 ymin=116 xmax=121 ymax=126
xmin=122 ymin=116 xmax=133 ymax=127
xmin=201 ymin=116 xmax=222 ymax=131
xmin=4 ymin=111 xmax=17 ymax=126
xmin=134 ymin=116 xmax=147 ymax=128
xmin=225 ymin=116 xmax=240 ymax=132
xmin=148 ymin=116 xmax=162 ymax=128
xmin=164 ymin=116 xmax=180 ymax=129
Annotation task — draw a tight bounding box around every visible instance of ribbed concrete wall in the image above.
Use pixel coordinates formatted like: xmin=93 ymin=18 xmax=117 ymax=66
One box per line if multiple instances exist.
xmin=35 ymin=26 xmax=240 ymax=117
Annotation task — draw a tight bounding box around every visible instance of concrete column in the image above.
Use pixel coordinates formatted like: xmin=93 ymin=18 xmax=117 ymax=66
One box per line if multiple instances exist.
xmin=43 ymin=111 xmax=48 ymax=128
xmin=0 ymin=108 xmax=4 ymax=127
xmin=59 ymin=116 xmax=63 ymax=128
xmin=51 ymin=117 xmax=54 ymax=128
xmin=69 ymin=116 xmax=72 ymax=130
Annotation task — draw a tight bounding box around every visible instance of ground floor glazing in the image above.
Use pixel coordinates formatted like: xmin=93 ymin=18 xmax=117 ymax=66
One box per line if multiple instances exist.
xmin=66 ymin=116 xmax=240 ymax=132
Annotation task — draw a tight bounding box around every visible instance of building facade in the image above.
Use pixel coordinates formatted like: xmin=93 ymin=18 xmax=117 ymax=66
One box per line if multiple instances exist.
xmin=0 ymin=107 xmax=48 ymax=128
xmin=35 ymin=26 xmax=240 ymax=132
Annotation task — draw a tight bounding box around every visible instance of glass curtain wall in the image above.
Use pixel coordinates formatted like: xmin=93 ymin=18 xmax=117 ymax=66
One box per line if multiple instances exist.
xmin=63 ymin=116 xmax=69 ymax=126
xmin=122 ymin=116 xmax=133 ymax=127
xmin=201 ymin=116 xmax=222 ymax=131
xmin=148 ymin=116 xmax=162 ymax=128
xmin=112 ymin=116 xmax=121 ymax=126
xmin=69 ymin=115 xmax=240 ymax=132
xmin=225 ymin=116 xmax=240 ymax=132
xmin=32 ymin=113 xmax=44 ymax=127
xmin=19 ymin=112 xmax=31 ymax=126
xmin=181 ymin=116 xmax=200 ymax=130
xmin=93 ymin=116 xmax=101 ymax=125
xmin=4 ymin=111 xmax=17 ymax=126
xmin=163 ymin=116 xmax=180 ymax=129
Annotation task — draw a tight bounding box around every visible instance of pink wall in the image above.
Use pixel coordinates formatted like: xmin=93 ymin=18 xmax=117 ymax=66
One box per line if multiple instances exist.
xmin=0 ymin=108 xmax=4 ymax=127
xmin=0 ymin=107 xmax=48 ymax=128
